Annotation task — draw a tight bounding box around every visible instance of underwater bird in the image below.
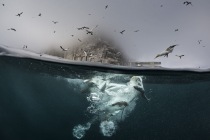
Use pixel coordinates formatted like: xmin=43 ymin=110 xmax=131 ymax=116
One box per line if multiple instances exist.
xmin=120 ymin=30 xmax=125 ymax=34
xmin=105 ymin=5 xmax=108 ymax=9
xmin=60 ymin=46 xmax=68 ymax=51
xmin=175 ymin=29 xmax=179 ymax=32
xmin=38 ymin=13 xmax=41 ymax=16
xmin=16 ymin=12 xmax=23 ymax=17
xmin=175 ymin=55 xmax=184 ymax=59
xmin=198 ymin=40 xmax=202 ymax=44
xmin=8 ymin=28 xmax=16 ymax=31
xmin=155 ymin=44 xmax=178 ymax=59
xmin=183 ymin=1 xmax=192 ymax=6
xmin=52 ymin=21 xmax=58 ymax=24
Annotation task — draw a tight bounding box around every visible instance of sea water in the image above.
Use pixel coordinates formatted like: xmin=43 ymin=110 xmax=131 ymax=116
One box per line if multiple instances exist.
xmin=0 ymin=49 xmax=210 ymax=140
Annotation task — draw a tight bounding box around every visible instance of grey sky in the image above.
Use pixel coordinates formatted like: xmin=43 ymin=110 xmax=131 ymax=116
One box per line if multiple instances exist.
xmin=0 ymin=0 xmax=210 ymax=68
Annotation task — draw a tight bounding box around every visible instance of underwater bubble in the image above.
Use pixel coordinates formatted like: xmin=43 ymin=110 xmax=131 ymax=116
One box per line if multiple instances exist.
xmin=100 ymin=120 xmax=116 ymax=137
xmin=72 ymin=123 xmax=91 ymax=139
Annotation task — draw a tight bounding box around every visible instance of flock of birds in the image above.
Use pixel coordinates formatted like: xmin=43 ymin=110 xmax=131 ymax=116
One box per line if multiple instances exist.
xmin=1 ymin=1 xmax=207 ymax=62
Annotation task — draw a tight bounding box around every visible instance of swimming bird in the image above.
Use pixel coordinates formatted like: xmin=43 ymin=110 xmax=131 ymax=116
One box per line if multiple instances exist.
xmin=175 ymin=55 xmax=184 ymax=59
xmin=52 ymin=21 xmax=58 ymax=24
xmin=2 ymin=3 xmax=5 ymax=6
xmin=183 ymin=1 xmax=192 ymax=6
xmin=120 ymin=30 xmax=125 ymax=34
xmin=8 ymin=28 xmax=16 ymax=31
xmin=175 ymin=29 xmax=179 ymax=32
xmin=155 ymin=44 xmax=178 ymax=59
xmin=134 ymin=30 xmax=139 ymax=32
xmin=16 ymin=12 xmax=23 ymax=17
xmin=71 ymin=35 xmax=74 ymax=37
xmin=60 ymin=46 xmax=68 ymax=51
xmin=198 ymin=40 xmax=202 ymax=44
xmin=38 ymin=13 xmax=41 ymax=16
xmin=105 ymin=5 xmax=108 ymax=9
xmin=53 ymin=31 xmax=56 ymax=33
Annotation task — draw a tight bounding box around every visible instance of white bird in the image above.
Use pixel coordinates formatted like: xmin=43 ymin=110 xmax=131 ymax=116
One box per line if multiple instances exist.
xmin=155 ymin=44 xmax=178 ymax=59
xmin=60 ymin=46 xmax=68 ymax=51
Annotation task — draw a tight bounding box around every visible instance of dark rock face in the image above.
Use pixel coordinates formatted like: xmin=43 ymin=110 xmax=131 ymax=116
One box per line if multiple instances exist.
xmin=46 ymin=40 xmax=128 ymax=65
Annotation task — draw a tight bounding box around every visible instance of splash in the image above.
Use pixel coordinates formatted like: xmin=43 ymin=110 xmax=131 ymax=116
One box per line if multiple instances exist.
xmin=70 ymin=73 xmax=148 ymax=139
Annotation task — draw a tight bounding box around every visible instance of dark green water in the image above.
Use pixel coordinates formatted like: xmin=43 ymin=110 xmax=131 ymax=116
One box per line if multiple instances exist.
xmin=0 ymin=56 xmax=210 ymax=140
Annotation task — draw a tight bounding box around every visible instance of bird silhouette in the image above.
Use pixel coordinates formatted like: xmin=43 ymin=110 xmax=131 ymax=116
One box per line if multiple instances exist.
xmin=134 ymin=30 xmax=139 ymax=32
xmin=2 ymin=3 xmax=5 ymax=6
xmin=71 ymin=35 xmax=74 ymax=37
xmin=183 ymin=1 xmax=192 ymax=6
xmin=60 ymin=46 xmax=68 ymax=51
xmin=38 ymin=13 xmax=41 ymax=16
xmin=23 ymin=45 xmax=27 ymax=49
xmin=175 ymin=55 xmax=184 ymax=59
xmin=52 ymin=21 xmax=58 ymax=24
xmin=175 ymin=29 xmax=179 ymax=32
xmin=198 ymin=40 xmax=202 ymax=44
xmin=78 ymin=38 xmax=82 ymax=42
xmin=120 ymin=30 xmax=125 ymax=34
xmin=8 ymin=28 xmax=16 ymax=31
xmin=105 ymin=5 xmax=108 ymax=9
xmin=53 ymin=31 xmax=56 ymax=33
xmin=16 ymin=12 xmax=23 ymax=17
xmin=86 ymin=30 xmax=93 ymax=35
xmin=155 ymin=44 xmax=178 ymax=59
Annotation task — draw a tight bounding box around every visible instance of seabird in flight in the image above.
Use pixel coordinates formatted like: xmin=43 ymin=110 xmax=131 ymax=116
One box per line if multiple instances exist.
xmin=16 ymin=12 xmax=23 ymax=17
xmin=105 ymin=5 xmax=108 ymax=9
xmin=85 ymin=25 xmax=98 ymax=35
xmin=60 ymin=46 xmax=68 ymax=51
xmin=23 ymin=45 xmax=27 ymax=49
xmin=120 ymin=30 xmax=125 ymax=34
xmin=183 ymin=1 xmax=192 ymax=6
xmin=155 ymin=44 xmax=178 ymax=59
xmin=175 ymin=55 xmax=184 ymax=59
xmin=78 ymin=38 xmax=82 ymax=42
xmin=86 ymin=30 xmax=93 ymax=35
xmin=8 ymin=28 xmax=16 ymax=31
xmin=52 ymin=21 xmax=58 ymax=24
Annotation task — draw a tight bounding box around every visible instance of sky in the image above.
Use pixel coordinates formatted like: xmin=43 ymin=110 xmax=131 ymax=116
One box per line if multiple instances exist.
xmin=0 ymin=0 xmax=210 ymax=68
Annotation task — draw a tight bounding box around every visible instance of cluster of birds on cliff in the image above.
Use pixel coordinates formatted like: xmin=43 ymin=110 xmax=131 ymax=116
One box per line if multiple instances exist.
xmin=1 ymin=1 xmax=207 ymax=62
